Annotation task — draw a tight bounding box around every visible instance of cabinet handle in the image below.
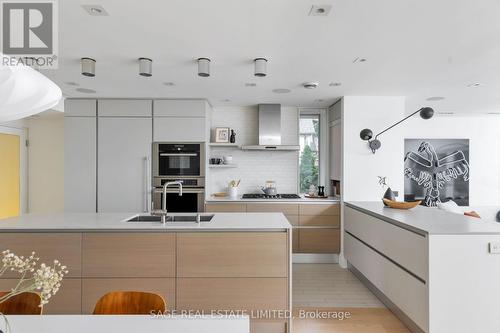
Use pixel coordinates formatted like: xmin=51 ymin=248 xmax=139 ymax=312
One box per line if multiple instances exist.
xmin=144 ymin=156 xmax=151 ymax=212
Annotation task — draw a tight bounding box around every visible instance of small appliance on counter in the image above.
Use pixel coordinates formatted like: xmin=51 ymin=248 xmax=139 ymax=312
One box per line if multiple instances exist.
xmin=261 ymin=181 xmax=277 ymax=195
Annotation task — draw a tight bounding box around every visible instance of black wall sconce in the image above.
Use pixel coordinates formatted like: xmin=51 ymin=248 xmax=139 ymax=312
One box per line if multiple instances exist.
xmin=360 ymin=107 xmax=434 ymax=153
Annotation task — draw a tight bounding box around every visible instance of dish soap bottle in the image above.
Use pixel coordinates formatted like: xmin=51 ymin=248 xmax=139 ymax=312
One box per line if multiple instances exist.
xmin=230 ymin=129 xmax=236 ymax=143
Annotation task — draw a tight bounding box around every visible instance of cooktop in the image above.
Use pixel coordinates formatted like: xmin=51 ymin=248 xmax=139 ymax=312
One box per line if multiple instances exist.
xmin=242 ymin=194 xmax=301 ymax=199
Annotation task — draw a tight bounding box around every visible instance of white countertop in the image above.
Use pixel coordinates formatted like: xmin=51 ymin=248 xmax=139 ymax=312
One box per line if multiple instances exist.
xmin=206 ymin=195 xmax=340 ymax=203
xmin=3 ymin=315 xmax=249 ymax=333
xmin=347 ymin=201 xmax=500 ymax=235
xmin=0 ymin=212 xmax=291 ymax=232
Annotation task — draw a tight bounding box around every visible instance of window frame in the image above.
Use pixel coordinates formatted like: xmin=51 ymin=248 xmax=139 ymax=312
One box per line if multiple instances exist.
xmin=298 ymin=108 xmax=328 ymax=194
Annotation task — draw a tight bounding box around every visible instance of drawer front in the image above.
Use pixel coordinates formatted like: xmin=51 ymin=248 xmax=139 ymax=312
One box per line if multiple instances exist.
xmin=299 ymin=228 xmax=340 ymax=253
xmin=0 ymin=278 xmax=82 ymax=314
xmin=246 ymin=203 xmax=299 ymax=215
xmin=82 ymin=233 xmax=176 ymax=277
xmin=299 ymin=203 xmax=339 ymax=216
xmin=0 ymin=233 xmax=82 ymax=277
xmin=285 ymin=215 xmax=299 ymax=226
xmin=345 ymin=233 xmax=428 ymax=331
xmin=345 ymin=206 xmax=428 ymax=280
xmin=205 ymin=203 xmax=246 ymax=212
xmin=299 ymin=215 xmax=340 ymax=227
xmin=177 ymin=233 xmax=287 ymax=277
xmin=82 ymin=278 xmax=176 ymax=313
xmin=177 ymin=278 xmax=288 ymax=312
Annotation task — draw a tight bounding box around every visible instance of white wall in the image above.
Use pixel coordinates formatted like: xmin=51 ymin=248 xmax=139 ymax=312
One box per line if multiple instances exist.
xmin=208 ymin=106 xmax=299 ymax=194
xmin=26 ymin=111 xmax=64 ymax=213
xmin=342 ymin=96 xmax=500 ymax=207
xmin=342 ymin=96 xmax=406 ymax=201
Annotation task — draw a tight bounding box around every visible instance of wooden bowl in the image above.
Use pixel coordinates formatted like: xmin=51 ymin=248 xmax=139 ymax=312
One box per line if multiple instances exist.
xmin=382 ymin=198 xmax=422 ymax=210
xmin=212 ymin=192 xmax=227 ymax=198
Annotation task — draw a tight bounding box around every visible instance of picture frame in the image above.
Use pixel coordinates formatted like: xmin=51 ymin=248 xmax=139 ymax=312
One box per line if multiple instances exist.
xmin=215 ymin=127 xmax=230 ymax=143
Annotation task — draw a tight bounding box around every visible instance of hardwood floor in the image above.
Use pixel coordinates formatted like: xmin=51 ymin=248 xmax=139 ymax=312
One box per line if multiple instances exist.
xmin=292 ymin=264 xmax=411 ymax=333
xmin=293 ymin=307 xmax=411 ymax=333
xmin=293 ymin=264 xmax=383 ymax=308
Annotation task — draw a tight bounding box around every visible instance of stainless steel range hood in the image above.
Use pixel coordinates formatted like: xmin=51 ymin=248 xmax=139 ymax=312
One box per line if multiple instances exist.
xmin=241 ymin=104 xmax=300 ymax=151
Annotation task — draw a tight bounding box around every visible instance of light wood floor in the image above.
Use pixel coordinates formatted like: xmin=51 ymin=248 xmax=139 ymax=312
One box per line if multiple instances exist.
xmin=293 ymin=307 xmax=411 ymax=333
xmin=293 ymin=264 xmax=384 ymax=308
xmin=292 ymin=264 xmax=411 ymax=333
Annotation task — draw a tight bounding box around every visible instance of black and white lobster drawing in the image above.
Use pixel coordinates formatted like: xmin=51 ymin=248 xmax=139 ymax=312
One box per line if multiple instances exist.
xmin=404 ymin=141 xmax=470 ymax=207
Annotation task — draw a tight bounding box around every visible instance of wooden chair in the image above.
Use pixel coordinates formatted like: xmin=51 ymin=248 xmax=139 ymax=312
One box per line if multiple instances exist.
xmin=93 ymin=291 xmax=166 ymax=315
xmin=0 ymin=292 xmax=42 ymax=315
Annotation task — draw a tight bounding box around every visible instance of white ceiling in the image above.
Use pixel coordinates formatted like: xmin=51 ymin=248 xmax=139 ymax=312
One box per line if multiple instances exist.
xmin=42 ymin=0 xmax=500 ymax=114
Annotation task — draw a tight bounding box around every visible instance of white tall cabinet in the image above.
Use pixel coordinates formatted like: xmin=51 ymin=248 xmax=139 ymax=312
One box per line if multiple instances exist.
xmin=97 ymin=100 xmax=152 ymax=213
xmin=64 ymin=99 xmax=97 ymax=212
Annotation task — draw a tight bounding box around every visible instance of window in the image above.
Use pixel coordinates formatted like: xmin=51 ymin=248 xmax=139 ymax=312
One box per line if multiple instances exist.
xmin=299 ymin=113 xmax=320 ymax=193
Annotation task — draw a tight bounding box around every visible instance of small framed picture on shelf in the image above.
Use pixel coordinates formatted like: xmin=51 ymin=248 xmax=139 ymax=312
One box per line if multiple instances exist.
xmin=215 ymin=127 xmax=230 ymax=143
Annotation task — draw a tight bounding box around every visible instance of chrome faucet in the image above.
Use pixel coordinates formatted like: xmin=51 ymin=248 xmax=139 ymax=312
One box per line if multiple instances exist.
xmin=154 ymin=181 xmax=183 ymax=223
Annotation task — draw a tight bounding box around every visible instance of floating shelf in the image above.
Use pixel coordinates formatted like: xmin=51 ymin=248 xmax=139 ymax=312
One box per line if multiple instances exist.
xmin=208 ymin=143 xmax=240 ymax=148
xmin=209 ymin=164 xmax=238 ymax=168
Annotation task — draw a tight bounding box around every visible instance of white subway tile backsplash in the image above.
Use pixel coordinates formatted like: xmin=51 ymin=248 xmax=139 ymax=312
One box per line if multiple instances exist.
xmin=209 ymin=106 xmax=299 ymax=194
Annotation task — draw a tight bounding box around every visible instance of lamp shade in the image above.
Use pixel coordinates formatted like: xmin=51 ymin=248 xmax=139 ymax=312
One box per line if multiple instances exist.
xmin=0 ymin=56 xmax=62 ymax=122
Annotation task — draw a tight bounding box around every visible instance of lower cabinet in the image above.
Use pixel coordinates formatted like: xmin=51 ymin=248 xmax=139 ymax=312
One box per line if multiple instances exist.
xmin=82 ymin=278 xmax=176 ymax=313
xmin=205 ymin=202 xmax=341 ymax=254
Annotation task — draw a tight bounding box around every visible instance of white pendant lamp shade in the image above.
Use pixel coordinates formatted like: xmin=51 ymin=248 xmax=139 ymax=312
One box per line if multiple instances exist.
xmin=197 ymin=58 xmax=210 ymax=77
xmin=0 ymin=58 xmax=62 ymax=122
xmin=81 ymin=57 xmax=96 ymax=77
xmin=254 ymin=58 xmax=267 ymax=77
xmin=138 ymin=57 xmax=152 ymax=77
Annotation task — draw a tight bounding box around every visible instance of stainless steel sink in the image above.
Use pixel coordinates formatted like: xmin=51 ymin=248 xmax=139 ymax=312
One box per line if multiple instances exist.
xmin=126 ymin=214 xmax=214 ymax=223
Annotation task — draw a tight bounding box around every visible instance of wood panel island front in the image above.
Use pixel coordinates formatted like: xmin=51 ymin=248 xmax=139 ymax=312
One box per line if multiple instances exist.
xmin=0 ymin=212 xmax=292 ymax=333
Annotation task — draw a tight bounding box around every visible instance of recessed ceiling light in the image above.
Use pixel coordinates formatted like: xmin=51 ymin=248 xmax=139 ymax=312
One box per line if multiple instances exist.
xmin=426 ymin=96 xmax=445 ymax=101
xmin=65 ymin=81 xmax=79 ymax=86
xmin=303 ymin=82 xmax=319 ymax=89
xmin=315 ymin=99 xmax=324 ymax=102
xmin=487 ymin=112 xmax=500 ymax=115
xmin=82 ymin=5 xmax=109 ymax=16
xmin=221 ymin=99 xmax=230 ymax=102
xmin=438 ymin=112 xmax=454 ymax=115
xmin=272 ymin=88 xmax=291 ymax=94
xmin=353 ymin=57 xmax=367 ymax=63
xmin=329 ymin=82 xmax=341 ymax=87
xmin=76 ymin=88 xmax=97 ymax=94
xmin=163 ymin=82 xmax=175 ymax=86
xmin=309 ymin=5 xmax=332 ymax=16
xmin=245 ymin=83 xmax=257 ymax=87
xmin=467 ymin=83 xmax=483 ymax=88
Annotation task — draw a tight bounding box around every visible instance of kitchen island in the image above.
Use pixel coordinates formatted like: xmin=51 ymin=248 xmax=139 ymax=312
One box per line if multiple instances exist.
xmin=0 ymin=212 xmax=291 ymax=333
xmin=345 ymin=202 xmax=500 ymax=333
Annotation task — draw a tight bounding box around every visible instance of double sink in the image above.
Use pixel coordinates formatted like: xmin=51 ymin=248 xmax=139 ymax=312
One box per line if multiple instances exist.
xmin=126 ymin=213 xmax=214 ymax=223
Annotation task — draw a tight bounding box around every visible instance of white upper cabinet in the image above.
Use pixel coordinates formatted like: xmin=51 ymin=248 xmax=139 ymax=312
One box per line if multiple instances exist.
xmin=65 ymin=99 xmax=96 ymax=117
xmin=153 ymin=100 xmax=208 ymax=142
xmin=98 ymin=99 xmax=152 ymax=117
xmin=64 ymin=99 xmax=97 ymax=212
xmin=153 ymin=100 xmax=206 ymax=117
xmin=97 ymin=116 xmax=152 ymax=213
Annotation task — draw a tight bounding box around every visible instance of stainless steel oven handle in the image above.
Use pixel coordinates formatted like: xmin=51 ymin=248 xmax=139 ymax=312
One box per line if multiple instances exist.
xmin=153 ymin=188 xmax=205 ymax=194
xmin=159 ymin=153 xmax=198 ymax=157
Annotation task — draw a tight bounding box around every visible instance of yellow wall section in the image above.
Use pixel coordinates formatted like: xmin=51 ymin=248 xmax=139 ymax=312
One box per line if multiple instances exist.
xmin=0 ymin=133 xmax=20 ymax=219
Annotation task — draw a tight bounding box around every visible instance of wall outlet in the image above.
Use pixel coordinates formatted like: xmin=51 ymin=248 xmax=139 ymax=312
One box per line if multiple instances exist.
xmin=489 ymin=242 xmax=500 ymax=254
xmin=393 ymin=191 xmax=399 ymax=197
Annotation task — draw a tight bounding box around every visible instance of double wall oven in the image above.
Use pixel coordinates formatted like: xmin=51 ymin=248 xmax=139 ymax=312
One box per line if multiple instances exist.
xmin=152 ymin=142 xmax=205 ymax=212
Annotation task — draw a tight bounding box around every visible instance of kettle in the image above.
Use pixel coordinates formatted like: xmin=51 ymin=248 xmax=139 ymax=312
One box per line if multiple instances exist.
xmin=261 ymin=181 xmax=277 ymax=195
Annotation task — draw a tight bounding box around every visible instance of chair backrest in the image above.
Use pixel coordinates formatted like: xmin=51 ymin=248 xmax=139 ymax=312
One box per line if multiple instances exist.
xmin=0 ymin=292 xmax=42 ymax=315
xmin=93 ymin=291 xmax=166 ymax=315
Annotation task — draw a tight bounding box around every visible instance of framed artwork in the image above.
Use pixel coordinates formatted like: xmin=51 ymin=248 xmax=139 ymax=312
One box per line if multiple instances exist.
xmin=404 ymin=139 xmax=470 ymax=207
xmin=215 ymin=127 xmax=230 ymax=143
